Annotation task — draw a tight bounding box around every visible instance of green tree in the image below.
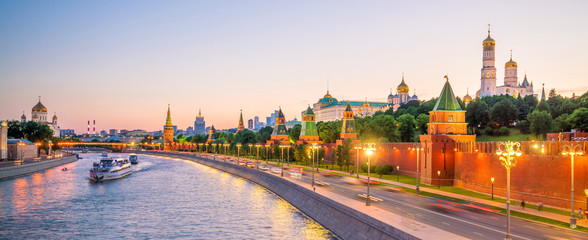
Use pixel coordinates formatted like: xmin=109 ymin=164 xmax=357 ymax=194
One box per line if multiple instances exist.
xmin=536 ymin=101 xmax=550 ymax=113
xmin=288 ymin=125 xmax=301 ymax=143
xmin=256 ymin=126 xmax=273 ymax=143
xmin=176 ymin=134 xmax=186 ymax=143
xmin=190 ymin=134 xmax=208 ymax=143
xmin=554 ymin=114 xmax=572 ymax=132
xmin=294 ymin=144 xmax=311 ymax=163
xmin=523 ymin=95 xmax=538 ymax=110
xmin=235 ymin=129 xmax=258 ymax=145
xmin=527 ymin=110 xmax=553 ymax=139
xmin=567 ymin=107 xmax=588 ymax=131
xmin=396 ymin=114 xmax=416 ymax=142
xmin=335 ymin=139 xmax=352 ymax=171
xmin=490 ymin=99 xmax=517 ymax=126
xmin=415 ymin=114 xmax=429 ymax=134
xmin=465 ymin=100 xmax=489 ymax=128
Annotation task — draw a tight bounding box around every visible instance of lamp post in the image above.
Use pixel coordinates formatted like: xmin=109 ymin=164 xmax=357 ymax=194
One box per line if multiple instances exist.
xmin=585 ymin=189 xmax=588 ymax=215
xmin=364 ymin=143 xmax=376 ymax=206
xmin=491 ymin=177 xmax=495 ymax=200
xmin=18 ymin=142 xmax=25 ymax=164
xmin=562 ymin=142 xmax=584 ymax=229
xmin=437 ymin=170 xmax=441 ymax=189
xmin=354 ymin=145 xmax=362 ymax=179
xmin=279 ymin=145 xmax=288 ymax=177
xmin=416 ymin=146 xmax=422 ymax=194
xmin=255 ymin=144 xmax=261 ymax=169
xmin=237 ymin=143 xmax=242 ymax=162
xmin=396 ymin=166 xmax=400 ymax=181
xmin=496 ymin=141 xmax=522 ymax=239
xmin=311 ymin=143 xmax=320 ymax=190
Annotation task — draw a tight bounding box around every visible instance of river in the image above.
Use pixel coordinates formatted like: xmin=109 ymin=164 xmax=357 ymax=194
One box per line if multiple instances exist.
xmin=0 ymin=153 xmax=335 ymax=239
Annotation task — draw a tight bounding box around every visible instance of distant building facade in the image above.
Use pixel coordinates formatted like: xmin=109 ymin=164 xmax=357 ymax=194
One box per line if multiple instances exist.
xmin=248 ymin=119 xmax=253 ymax=129
xmin=21 ymin=97 xmax=60 ymax=137
xmin=0 ymin=121 xmax=7 ymax=160
xmin=194 ymin=109 xmax=206 ymax=135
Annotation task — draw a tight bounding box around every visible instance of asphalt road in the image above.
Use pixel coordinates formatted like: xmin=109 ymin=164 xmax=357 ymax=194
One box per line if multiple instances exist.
xmin=184 ymin=154 xmax=588 ymax=240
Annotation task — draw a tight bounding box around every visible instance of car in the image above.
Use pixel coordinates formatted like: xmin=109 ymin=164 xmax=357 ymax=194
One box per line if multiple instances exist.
xmin=238 ymin=161 xmax=246 ymax=166
xmin=246 ymin=162 xmax=255 ymax=168
xmin=259 ymin=165 xmax=270 ymax=171
xmin=270 ymin=168 xmax=281 ymax=174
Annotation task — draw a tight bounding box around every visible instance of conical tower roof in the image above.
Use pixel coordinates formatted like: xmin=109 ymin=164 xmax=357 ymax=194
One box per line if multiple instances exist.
xmin=433 ymin=76 xmax=462 ymax=111
xmin=345 ymin=101 xmax=352 ymax=112
xmin=277 ymin=108 xmax=285 ymax=118
xmin=541 ymin=84 xmax=546 ymax=102
xmin=165 ymin=104 xmax=172 ymax=125
xmin=521 ymin=73 xmax=530 ymax=87
xmin=305 ymin=105 xmax=314 ymax=115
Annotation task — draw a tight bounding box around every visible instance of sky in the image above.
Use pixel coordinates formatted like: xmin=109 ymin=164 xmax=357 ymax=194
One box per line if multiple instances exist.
xmin=1 ymin=1 xmax=587 ymax=133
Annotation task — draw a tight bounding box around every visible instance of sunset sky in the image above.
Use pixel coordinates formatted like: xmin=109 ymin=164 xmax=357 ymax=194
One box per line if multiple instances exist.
xmin=1 ymin=1 xmax=587 ymax=133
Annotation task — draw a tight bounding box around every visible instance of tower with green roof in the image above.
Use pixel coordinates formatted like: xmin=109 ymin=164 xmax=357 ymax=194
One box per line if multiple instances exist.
xmin=270 ymin=107 xmax=289 ymax=143
xmin=427 ymin=76 xmax=467 ymax=135
xmin=541 ymin=84 xmax=546 ymax=102
xmin=299 ymin=105 xmax=320 ymax=143
xmin=340 ymin=101 xmax=357 ymax=140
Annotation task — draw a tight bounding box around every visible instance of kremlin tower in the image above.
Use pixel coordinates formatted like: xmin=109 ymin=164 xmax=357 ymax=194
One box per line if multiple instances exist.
xmin=163 ymin=105 xmax=174 ymax=151
xmin=298 ymin=105 xmax=320 ymax=143
xmin=207 ymin=125 xmax=217 ymax=143
xmin=269 ymin=107 xmax=289 ymax=144
xmin=480 ymin=25 xmax=497 ymax=97
xmin=340 ymin=101 xmax=357 ymax=140
xmin=237 ymin=110 xmax=245 ymax=133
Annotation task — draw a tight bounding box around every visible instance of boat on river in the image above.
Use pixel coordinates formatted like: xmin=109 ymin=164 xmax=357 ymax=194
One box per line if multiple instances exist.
xmin=101 ymin=152 xmax=108 ymax=157
xmin=129 ymin=154 xmax=138 ymax=164
xmin=89 ymin=158 xmax=132 ymax=181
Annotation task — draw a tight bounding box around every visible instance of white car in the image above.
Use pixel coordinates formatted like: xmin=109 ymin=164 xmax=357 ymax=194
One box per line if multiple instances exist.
xmin=259 ymin=165 xmax=270 ymax=171
xmin=270 ymin=168 xmax=281 ymax=174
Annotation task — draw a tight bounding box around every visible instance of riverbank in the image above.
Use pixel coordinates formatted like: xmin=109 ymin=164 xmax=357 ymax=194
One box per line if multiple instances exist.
xmin=141 ymin=151 xmax=467 ymax=240
xmin=0 ymin=155 xmax=78 ymax=180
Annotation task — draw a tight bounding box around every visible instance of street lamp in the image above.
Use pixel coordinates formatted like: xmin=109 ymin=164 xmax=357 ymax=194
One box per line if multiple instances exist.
xmin=396 ymin=166 xmax=400 ymax=181
xmin=562 ymin=142 xmax=584 ymax=229
xmin=585 ymin=189 xmax=588 ymax=215
xmin=311 ymin=143 xmax=320 ymax=190
xmin=364 ymin=143 xmax=376 ymax=206
xmin=491 ymin=177 xmax=495 ymax=200
xmin=496 ymin=141 xmax=522 ymax=239
xmin=416 ymin=146 xmax=423 ymax=194
xmin=279 ymin=144 xmax=288 ymax=177
xmin=237 ymin=144 xmax=242 ymax=162
xmin=255 ymin=144 xmax=262 ymax=169
xmin=18 ymin=142 xmax=25 ymax=164
xmin=353 ymin=145 xmax=362 ymax=179
xmin=437 ymin=170 xmax=441 ymax=189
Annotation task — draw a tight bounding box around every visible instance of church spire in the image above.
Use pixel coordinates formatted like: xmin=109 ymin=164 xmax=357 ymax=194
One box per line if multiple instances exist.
xmin=541 ymin=84 xmax=546 ymax=102
xmin=166 ymin=104 xmax=172 ymax=125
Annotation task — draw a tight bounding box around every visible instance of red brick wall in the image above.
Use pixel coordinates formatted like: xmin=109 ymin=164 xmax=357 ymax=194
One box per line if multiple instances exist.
xmin=454 ymin=141 xmax=588 ymax=209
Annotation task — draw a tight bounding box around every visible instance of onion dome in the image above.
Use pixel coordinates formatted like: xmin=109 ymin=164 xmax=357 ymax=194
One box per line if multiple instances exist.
xmin=324 ymin=90 xmax=332 ymax=98
xmin=319 ymin=90 xmax=338 ymax=104
xmin=483 ymin=25 xmax=495 ymax=47
xmin=397 ymin=74 xmax=409 ymax=93
xmin=363 ymin=98 xmax=370 ymax=107
xmin=21 ymin=112 xmax=26 ymax=120
xmin=463 ymin=89 xmax=473 ymax=103
xmin=505 ymin=50 xmax=517 ymax=67
xmin=52 ymin=112 xmax=58 ymax=120
xmin=32 ymin=97 xmax=47 ymax=112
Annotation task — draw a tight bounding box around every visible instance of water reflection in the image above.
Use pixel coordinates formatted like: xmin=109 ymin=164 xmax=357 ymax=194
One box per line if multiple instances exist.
xmin=0 ymin=153 xmax=335 ymax=239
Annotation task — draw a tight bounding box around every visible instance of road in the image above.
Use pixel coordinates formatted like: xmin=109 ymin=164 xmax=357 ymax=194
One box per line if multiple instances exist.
xmin=186 ymin=154 xmax=588 ymax=240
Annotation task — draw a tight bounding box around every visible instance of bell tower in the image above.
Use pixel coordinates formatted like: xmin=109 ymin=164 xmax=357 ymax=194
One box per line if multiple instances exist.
xmin=480 ymin=24 xmax=497 ymax=97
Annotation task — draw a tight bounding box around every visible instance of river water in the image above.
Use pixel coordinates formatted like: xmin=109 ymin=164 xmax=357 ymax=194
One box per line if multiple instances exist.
xmin=0 ymin=153 xmax=335 ymax=239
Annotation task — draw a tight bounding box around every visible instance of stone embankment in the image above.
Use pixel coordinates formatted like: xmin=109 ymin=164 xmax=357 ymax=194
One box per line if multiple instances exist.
xmin=0 ymin=155 xmax=78 ymax=180
xmin=144 ymin=151 xmax=418 ymax=240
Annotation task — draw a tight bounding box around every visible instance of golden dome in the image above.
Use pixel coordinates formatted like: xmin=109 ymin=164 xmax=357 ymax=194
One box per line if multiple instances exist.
xmin=483 ymin=25 xmax=495 ymax=47
xmin=463 ymin=89 xmax=473 ymax=103
xmin=397 ymin=75 xmax=409 ymax=93
xmin=505 ymin=50 xmax=517 ymax=67
xmin=324 ymin=90 xmax=332 ymax=98
xmin=52 ymin=113 xmax=58 ymax=120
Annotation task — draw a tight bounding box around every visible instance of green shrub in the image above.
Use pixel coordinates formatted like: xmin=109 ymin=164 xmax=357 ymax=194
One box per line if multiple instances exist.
xmin=498 ymin=127 xmax=510 ymax=136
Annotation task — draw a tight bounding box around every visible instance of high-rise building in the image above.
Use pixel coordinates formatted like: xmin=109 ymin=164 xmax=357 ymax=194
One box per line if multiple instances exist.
xmin=163 ymin=105 xmax=174 ymax=151
xmin=248 ymin=119 xmax=253 ymax=130
xmin=254 ymin=116 xmax=260 ymax=129
xmin=194 ymin=109 xmax=206 ymax=135
xmin=109 ymin=129 xmax=118 ymax=135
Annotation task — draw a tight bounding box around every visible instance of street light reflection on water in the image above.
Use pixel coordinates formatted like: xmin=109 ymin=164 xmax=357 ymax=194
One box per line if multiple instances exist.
xmin=0 ymin=154 xmax=335 ymax=239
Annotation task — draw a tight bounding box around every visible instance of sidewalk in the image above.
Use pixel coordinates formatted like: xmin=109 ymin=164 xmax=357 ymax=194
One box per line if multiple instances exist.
xmin=290 ymin=162 xmax=588 ymax=229
xmin=199 ymin=153 xmax=588 ymax=230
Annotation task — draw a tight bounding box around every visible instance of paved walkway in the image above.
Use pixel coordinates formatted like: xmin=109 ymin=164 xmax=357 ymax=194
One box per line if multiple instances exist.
xmin=199 ymin=153 xmax=588 ymax=230
xmin=286 ymin=161 xmax=588 ymax=229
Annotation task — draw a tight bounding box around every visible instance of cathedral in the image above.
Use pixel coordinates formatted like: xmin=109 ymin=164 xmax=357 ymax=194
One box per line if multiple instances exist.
xmin=20 ymin=97 xmax=60 ymax=137
xmin=477 ymin=26 xmax=535 ymax=98
xmin=387 ymin=74 xmax=418 ymax=108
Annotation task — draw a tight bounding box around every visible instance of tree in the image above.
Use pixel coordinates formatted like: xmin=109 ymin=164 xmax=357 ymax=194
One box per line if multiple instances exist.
xmin=567 ymin=107 xmax=588 ymax=131
xmin=490 ymin=99 xmax=517 ymax=127
xmin=175 ymin=134 xmax=186 ymax=143
xmin=294 ymin=144 xmax=311 ymax=163
xmin=523 ymin=95 xmax=538 ymax=110
xmin=335 ymin=139 xmax=352 ymax=171
xmin=235 ymin=129 xmax=258 ymax=145
xmin=415 ymin=114 xmax=429 ymax=134
xmin=554 ymin=114 xmax=571 ymax=132
xmin=7 ymin=121 xmax=54 ymax=143
xmin=465 ymin=100 xmax=489 ymax=128
xmin=257 ymin=126 xmax=273 ymax=143
xmin=288 ymin=125 xmax=301 ymax=143
xmin=317 ymin=121 xmax=340 ymax=143
xmin=536 ymin=101 xmax=550 ymax=113
xmin=396 ymin=114 xmax=416 ymax=142
xmin=190 ymin=134 xmax=208 ymax=143
xmin=527 ymin=110 xmax=553 ymax=139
